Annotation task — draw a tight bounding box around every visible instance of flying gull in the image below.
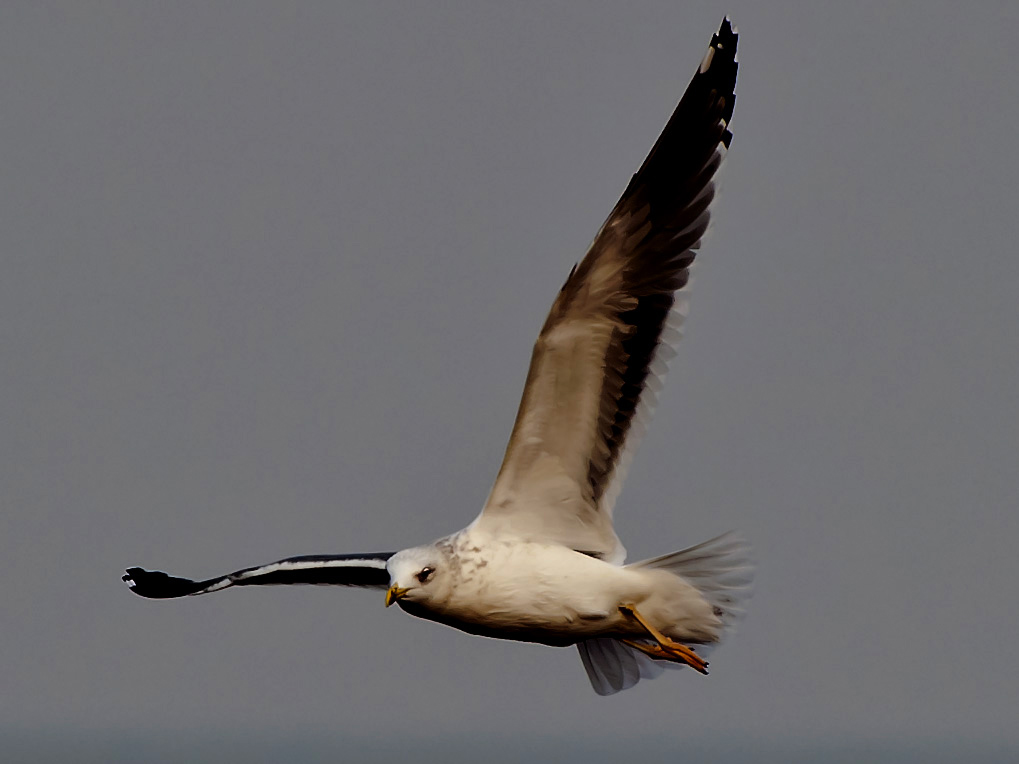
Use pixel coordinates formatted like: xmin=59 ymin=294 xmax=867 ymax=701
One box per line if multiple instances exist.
xmin=124 ymin=18 xmax=752 ymax=696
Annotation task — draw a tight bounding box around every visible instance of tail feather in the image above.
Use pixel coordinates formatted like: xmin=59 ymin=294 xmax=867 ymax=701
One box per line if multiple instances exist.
xmin=575 ymin=532 xmax=754 ymax=696
xmin=631 ymin=531 xmax=755 ymax=632
xmin=577 ymin=638 xmax=672 ymax=696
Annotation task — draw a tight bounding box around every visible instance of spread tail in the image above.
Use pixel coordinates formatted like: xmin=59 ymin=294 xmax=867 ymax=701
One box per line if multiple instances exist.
xmin=576 ymin=531 xmax=754 ymax=696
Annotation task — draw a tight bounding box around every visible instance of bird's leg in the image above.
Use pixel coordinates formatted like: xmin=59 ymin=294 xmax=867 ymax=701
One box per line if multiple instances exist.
xmin=619 ymin=638 xmax=708 ymax=674
xmin=619 ymin=604 xmax=709 ymax=674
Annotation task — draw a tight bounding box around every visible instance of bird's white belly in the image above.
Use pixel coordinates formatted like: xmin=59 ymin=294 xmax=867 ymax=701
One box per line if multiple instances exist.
xmin=399 ymin=540 xmax=703 ymax=647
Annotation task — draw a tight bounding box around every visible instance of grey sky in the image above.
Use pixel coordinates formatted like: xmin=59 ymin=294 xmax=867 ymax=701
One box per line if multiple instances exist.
xmin=3 ymin=1 xmax=1018 ymax=761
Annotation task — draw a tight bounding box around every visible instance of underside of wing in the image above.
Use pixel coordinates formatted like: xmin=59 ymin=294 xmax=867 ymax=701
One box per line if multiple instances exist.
xmin=123 ymin=552 xmax=395 ymax=598
xmin=476 ymin=20 xmax=739 ymax=561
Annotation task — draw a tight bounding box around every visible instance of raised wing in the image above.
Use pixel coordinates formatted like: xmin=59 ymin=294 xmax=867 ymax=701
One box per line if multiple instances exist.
xmin=475 ymin=20 xmax=738 ymax=562
xmin=123 ymin=552 xmax=394 ymax=598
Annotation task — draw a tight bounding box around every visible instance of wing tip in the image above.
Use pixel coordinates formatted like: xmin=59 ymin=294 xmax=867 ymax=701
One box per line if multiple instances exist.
xmin=123 ymin=566 xmax=202 ymax=599
xmin=717 ymin=17 xmax=739 ymax=49
xmin=700 ymin=17 xmax=739 ymax=73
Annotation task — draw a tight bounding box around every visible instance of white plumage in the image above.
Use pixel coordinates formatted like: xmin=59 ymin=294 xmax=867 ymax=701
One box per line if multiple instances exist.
xmin=124 ymin=18 xmax=753 ymax=697
xmin=388 ymin=532 xmax=743 ymax=646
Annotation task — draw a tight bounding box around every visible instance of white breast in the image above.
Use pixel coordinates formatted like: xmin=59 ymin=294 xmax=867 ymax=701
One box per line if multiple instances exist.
xmin=432 ymin=537 xmax=640 ymax=644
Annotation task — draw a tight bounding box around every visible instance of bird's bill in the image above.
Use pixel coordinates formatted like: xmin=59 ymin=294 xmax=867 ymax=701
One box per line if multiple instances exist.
xmin=385 ymin=585 xmax=409 ymax=607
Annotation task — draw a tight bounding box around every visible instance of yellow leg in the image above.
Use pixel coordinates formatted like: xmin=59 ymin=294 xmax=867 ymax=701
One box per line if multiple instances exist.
xmin=619 ymin=604 xmax=709 ymax=674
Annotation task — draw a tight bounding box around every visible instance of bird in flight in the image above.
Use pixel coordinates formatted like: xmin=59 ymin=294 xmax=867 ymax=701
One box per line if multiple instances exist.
xmin=124 ymin=18 xmax=752 ymax=696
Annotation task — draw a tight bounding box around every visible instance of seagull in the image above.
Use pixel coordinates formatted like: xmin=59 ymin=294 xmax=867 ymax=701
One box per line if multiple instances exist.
xmin=124 ymin=18 xmax=752 ymax=696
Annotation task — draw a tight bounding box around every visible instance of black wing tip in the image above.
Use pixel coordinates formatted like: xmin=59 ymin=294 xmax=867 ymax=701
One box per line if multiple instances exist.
xmin=717 ymin=17 xmax=738 ymax=43
xmin=712 ymin=18 xmax=738 ymax=60
xmin=703 ymin=17 xmax=739 ymax=75
xmin=701 ymin=18 xmax=739 ymax=140
xmin=123 ymin=567 xmax=202 ymax=599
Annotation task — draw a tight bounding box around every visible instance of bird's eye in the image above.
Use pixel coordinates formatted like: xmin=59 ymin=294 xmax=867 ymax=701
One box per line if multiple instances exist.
xmin=416 ymin=567 xmax=435 ymax=583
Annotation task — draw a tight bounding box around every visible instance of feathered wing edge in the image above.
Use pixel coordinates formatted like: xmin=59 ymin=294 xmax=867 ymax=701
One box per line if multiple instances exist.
xmin=579 ymin=19 xmax=738 ymax=524
xmin=123 ymin=552 xmax=395 ymax=599
xmin=477 ymin=17 xmax=738 ymax=561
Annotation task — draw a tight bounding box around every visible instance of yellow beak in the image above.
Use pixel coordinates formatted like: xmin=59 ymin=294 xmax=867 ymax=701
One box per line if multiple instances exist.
xmin=385 ymin=585 xmax=409 ymax=607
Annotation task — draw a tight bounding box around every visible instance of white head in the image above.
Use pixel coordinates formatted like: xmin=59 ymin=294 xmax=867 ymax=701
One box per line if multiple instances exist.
xmin=385 ymin=544 xmax=452 ymax=609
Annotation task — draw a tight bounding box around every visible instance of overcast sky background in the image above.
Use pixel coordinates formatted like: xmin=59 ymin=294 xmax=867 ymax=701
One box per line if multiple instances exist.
xmin=3 ymin=2 xmax=1018 ymax=762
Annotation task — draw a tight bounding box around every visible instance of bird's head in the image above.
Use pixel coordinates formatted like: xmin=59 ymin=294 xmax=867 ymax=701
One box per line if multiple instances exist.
xmin=385 ymin=545 xmax=450 ymax=609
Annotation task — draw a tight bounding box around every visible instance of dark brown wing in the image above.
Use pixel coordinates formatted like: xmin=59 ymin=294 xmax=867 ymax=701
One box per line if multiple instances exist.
xmin=476 ymin=20 xmax=738 ymax=562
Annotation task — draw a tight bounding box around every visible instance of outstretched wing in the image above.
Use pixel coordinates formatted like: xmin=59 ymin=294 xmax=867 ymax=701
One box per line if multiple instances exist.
xmin=475 ymin=20 xmax=738 ymax=562
xmin=123 ymin=552 xmax=394 ymax=599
